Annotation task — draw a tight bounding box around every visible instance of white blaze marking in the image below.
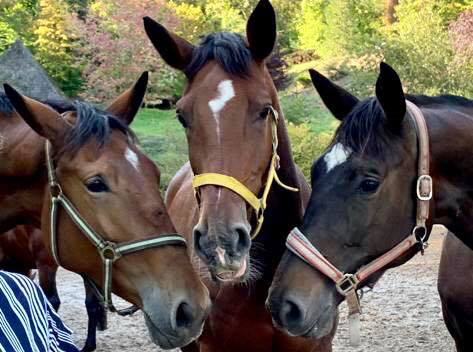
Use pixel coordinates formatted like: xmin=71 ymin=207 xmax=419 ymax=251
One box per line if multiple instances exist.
xmin=208 ymin=80 xmax=235 ymax=206
xmin=125 ymin=148 xmax=139 ymax=171
xmin=324 ymin=143 xmax=351 ymax=173
xmin=209 ymin=80 xmax=235 ymax=117
xmin=208 ymin=80 xmax=235 ymax=144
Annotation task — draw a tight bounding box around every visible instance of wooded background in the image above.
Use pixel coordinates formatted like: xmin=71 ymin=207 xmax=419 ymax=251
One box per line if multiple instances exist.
xmin=1 ymin=0 xmax=472 ymax=185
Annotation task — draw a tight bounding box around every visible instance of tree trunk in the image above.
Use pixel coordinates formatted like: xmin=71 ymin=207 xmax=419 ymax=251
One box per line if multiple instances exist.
xmin=385 ymin=0 xmax=399 ymax=25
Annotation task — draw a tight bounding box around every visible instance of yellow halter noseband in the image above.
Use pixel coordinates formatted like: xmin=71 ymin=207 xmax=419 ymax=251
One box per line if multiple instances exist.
xmin=192 ymin=106 xmax=299 ymax=238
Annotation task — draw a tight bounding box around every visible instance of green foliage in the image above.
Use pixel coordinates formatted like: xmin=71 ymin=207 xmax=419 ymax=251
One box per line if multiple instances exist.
xmin=287 ymin=123 xmax=332 ymax=179
xmin=0 ymin=1 xmax=38 ymax=51
xmin=297 ymin=0 xmax=383 ymax=58
xmin=280 ymin=93 xmax=315 ymax=125
xmin=297 ymin=0 xmax=328 ymax=52
xmin=296 ymin=0 xmax=473 ymax=97
xmin=0 ymin=21 xmax=16 ymax=52
xmin=382 ymin=0 xmax=473 ymax=95
xmin=33 ymin=0 xmax=82 ymax=96
xmin=2 ymin=0 xmax=472 ymax=102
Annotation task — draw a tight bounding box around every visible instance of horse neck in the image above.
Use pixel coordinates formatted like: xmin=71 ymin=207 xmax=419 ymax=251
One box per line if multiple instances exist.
xmin=425 ymin=103 xmax=473 ymax=224
xmin=0 ymin=114 xmax=47 ymax=230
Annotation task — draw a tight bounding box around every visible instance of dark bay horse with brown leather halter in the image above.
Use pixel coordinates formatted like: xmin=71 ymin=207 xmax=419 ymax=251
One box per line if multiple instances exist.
xmin=144 ymin=0 xmax=336 ymax=350
xmin=267 ymin=62 xmax=473 ymax=346
xmin=0 ymin=72 xmax=210 ymax=349
xmin=0 ymin=225 xmax=107 ymax=352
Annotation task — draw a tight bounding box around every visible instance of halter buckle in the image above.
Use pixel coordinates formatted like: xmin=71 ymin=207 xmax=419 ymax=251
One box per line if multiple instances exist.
xmin=336 ymin=274 xmax=359 ymax=296
xmin=100 ymin=242 xmax=121 ymax=262
xmin=416 ymin=175 xmax=432 ymax=201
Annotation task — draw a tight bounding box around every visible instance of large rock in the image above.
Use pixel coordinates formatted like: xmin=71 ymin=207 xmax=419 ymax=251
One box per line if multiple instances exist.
xmin=0 ymin=40 xmax=65 ymax=101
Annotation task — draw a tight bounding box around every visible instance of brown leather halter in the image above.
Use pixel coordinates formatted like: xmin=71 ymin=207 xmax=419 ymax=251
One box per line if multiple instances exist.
xmin=45 ymin=141 xmax=187 ymax=313
xmin=286 ymin=100 xmax=433 ymax=345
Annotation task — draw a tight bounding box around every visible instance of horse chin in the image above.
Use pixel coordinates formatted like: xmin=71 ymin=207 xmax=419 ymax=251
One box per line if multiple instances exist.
xmin=210 ymin=255 xmax=249 ymax=284
xmin=144 ymin=311 xmax=201 ymax=350
xmin=301 ymin=309 xmax=337 ymax=341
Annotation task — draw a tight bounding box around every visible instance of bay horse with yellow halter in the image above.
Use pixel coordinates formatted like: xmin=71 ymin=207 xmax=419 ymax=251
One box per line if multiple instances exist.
xmin=144 ymin=0 xmax=336 ymax=350
xmin=0 ymin=72 xmax=210 ymax=350
xmin=267 ymin=63 xmax=473 ymax=347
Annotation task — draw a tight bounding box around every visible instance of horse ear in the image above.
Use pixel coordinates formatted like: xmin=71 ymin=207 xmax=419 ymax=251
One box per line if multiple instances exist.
xmin=106 ymin=71 xmax=148 ymax=125
xmin=375 ymin=62 xmax=406 ymax=129
xmin=3 ymin=84 xmax=68 ymax=141
xmin=143 ymin=16 xmax=194 ymax=71
xmin=246 ymin=0 xmax=276 ymax=62
xmin=309 ymin=69 xmax=359 ymax=121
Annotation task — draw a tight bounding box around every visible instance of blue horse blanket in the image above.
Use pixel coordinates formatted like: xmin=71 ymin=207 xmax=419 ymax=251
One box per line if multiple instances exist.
xmin=0 ymin=271 xmax=78 ymax=352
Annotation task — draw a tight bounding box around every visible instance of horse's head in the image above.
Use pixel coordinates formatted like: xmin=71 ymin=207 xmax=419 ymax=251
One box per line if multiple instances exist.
xmin=144 ymin=0 xmax=280 ymax=282
xmin=268 ymin=63 xmax=422 ymax=339
xmin=4 ymin=74 xmax=210 ymax=349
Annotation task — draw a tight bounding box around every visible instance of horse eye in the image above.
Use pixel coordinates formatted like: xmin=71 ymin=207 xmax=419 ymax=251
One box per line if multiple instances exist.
xmin=259 ymin=107 xmax=271 ymax=119
xmin=177 ymin=113 xmax=187 ymax=128
xmin=86 ymin=177 xmax=109 ymax=193
xmin=359 ymin=179 xmax=380 ymax=194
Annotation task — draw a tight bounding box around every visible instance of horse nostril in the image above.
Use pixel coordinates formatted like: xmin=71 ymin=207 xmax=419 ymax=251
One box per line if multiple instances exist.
xmin=279 ymin=298 xmax=304 ymax=329
xmin=193 ymin=226 xmax=205 ymax=257
xmin=232 ymin=225 xmax=250 ymax=255
xmin=175 ymin=301 xmax=194 ymax=329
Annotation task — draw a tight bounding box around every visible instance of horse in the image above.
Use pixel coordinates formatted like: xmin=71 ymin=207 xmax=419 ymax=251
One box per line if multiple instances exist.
xmin=0 ymin=225 xmax=106 ymax=352
xmin=267 ymin=62 xmax=473 ymax=342
xmin=0 ymin=72 xmax=210 ymax=349
xmin=0 ymin=226 xmax=40 ymax=279
xmin=438 ymin=233 xmax=473 ymax=351
xmin=143 ymin=0 xmax=336 ymax=350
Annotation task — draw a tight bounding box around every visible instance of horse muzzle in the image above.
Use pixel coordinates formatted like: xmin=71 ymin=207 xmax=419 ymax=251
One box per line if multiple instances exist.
xmin=141 ymin=288 xmax=210 ymax=349
xmin=266 ymin=286 xmax=337 ymax=340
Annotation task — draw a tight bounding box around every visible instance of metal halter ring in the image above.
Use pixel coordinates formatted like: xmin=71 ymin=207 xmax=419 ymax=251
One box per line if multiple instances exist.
xmin=49 ymin=183 xmax=63 ymax=198
xmin=99 ymin=243 xmax=121 ymax=262
xmin=412 ymin=225 xmax=428 ymax=242
xmin=336 ymin=274 xmax=359 ymax=296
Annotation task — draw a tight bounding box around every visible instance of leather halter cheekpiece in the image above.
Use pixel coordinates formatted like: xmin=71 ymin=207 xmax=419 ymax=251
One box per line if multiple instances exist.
xmin=192 ymin=106 xmax=298 ymax=238
xmin=45 ymin=141 xmax=187 ymax=313
xmin=285 ymin=100 xmax=433 ymax=346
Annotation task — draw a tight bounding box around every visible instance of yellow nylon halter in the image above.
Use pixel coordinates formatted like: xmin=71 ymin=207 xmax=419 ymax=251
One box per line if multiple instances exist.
xmin=192 ymin=106 xmax=299 ymax=238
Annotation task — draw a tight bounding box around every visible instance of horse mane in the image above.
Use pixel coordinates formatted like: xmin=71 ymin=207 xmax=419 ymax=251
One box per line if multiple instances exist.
xmin=334 ymin=98 xmax=400 ymax=158
xmin=0 ymin=92 xmax=14 ymax=115
xmin=406 ymin=94 xmax=473 ymax=108
xmin=184 ymin=32 xmax=252 ymax=79
xmin=59 ymin=101 xmax=136 ymax=157
xmin=334 ymin=93 xmax=473 ymax=158
xmin=0 ymin=92 xmax=134 ymax=156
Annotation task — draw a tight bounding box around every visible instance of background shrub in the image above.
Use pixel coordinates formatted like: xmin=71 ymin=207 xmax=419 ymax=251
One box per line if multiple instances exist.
xmin=287 ymin=123 xmax=332 ymax=179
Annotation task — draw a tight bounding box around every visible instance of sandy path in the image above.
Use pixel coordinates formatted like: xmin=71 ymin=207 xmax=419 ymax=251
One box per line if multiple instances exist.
xmin=53 ymin=226 xmax=454 ymax=352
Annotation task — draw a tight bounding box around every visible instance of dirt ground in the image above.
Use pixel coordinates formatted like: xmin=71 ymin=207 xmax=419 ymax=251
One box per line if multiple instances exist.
xmin=53 ymin=225 xmax=454 ymax=352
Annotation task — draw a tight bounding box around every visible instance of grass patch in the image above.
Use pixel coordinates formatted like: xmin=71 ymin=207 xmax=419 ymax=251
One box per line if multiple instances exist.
xmin=131 ymin=108 xmax=187 ymax=189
